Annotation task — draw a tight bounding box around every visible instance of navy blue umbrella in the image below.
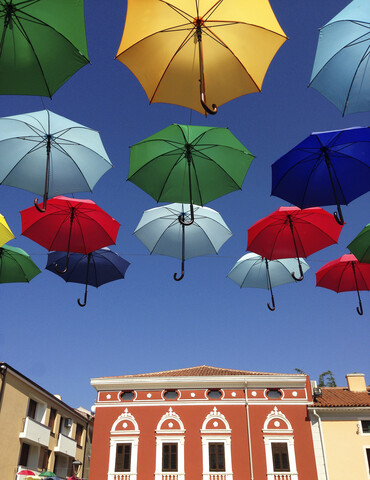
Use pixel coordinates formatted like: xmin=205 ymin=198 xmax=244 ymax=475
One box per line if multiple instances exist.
xmin=46 ymin=248 xmax=130 ymax=307
xmin=271 ymin=126 xmax=370 ymax=225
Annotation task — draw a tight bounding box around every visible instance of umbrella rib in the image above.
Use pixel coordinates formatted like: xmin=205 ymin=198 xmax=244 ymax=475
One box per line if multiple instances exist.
xmin=309 ymin=28 xmax=370 ymax=85
xmin=159 ymin=1 xmax=193 ymax=23
xmin=0 ymin=140 xmax=47 ymax=183
xmin=343 ymin=43 xmax=370 ymax=116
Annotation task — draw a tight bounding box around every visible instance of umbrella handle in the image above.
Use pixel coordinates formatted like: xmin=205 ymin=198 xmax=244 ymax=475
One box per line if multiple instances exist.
xmin=356 ymin=303 xmax=363 ymax=316
xmin=334 ymin=209 xmax=345 ymax=225
xmin=78 ymin=254 xmax=90 ymax=307
xmin=34 ymin=197 xmax=47 ymax=213
xmin=178 ymin=208 xmax=194 ymax=226
xmin=54 ymin=252 xmax=70 ymax=274
xmin=267 ymin=297 xmax=276 ymax=311
xmin=173 ymin=269 xmax=184 ymax=281
xmin=77 ymin=287 xmax=88 ymax=307
xmin=200 ymin=92 xmax=217 ymax=115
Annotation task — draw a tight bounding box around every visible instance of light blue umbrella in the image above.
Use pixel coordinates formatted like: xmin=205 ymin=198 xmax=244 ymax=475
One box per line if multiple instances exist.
xmin=309 ymin=0 xmax=370 ymax=115
xmin=134 ymin=203 xmax=232 ymax=281
xmin=0 ymin=110 xmax=112 ymax=211
xmin=227 ymin=253 xmax=309 ymax=311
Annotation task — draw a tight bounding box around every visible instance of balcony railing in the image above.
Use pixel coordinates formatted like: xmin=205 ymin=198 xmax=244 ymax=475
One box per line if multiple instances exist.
xmin=274 ymin=476 xmax=292 ymax=480
xmin=162 ymin=475 xmax=179 ymax=480
xmin=110 ymin=475 xmax=137 ymax=480
xmin=54 ymin=433 xmax=77 ymax=457
xmin=209 ymin=475 xmax=227 ymax=480
xmin=19 ymin=417 xmax=50 ymax=446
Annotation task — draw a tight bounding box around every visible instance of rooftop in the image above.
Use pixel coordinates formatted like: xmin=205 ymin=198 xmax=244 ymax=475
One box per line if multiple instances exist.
xmin=313 ymin=386 xmax=370 ymax=408
xmin=99 ymin=365 xmax=294 ymax=379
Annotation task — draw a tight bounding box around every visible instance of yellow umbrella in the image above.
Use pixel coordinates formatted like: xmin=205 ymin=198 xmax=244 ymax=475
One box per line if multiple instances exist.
xmin=116 ymin=0 xmax=287 ymax=115
xmin=0 ymin=214 xmax=14 ymax=247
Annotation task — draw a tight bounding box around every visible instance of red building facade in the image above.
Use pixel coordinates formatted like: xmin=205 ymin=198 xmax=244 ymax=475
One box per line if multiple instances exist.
xmin=89 ymin=366 xmax=318 ymax=480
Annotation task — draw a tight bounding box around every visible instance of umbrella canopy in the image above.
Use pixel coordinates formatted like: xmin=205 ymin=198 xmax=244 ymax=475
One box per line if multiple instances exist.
xmin=0 ymin=0 xmax=89 ymax=97
xmin=247 ymin=206 xmax=343 ymax=281
xmin=134 ymin=203 xmax=232 ymax=280
xmin=271 ymin=126 xmax=370 ymax=224
xmin=309 ymin=0 xmax=370 ymax=115
xmin=46 ymin=248 xmax=130 ymax=307
xmin=0 ymin=245 xmax=41 ymax=283
xmin=0 ymin=213 xmax=15 ymax=246
xmin=0 ymin=110 xmax=112 ymax=211
xmin=39 ymin=473 xmax=56 ymax=478
xmin=129 ymin=124 xmax=254 ymax=224
xmin=21 ymin=196 xmax=120 ymax=273
xmin=227 ymin=253 xmax=310 ymax=311
xmin=316 ymin=253 xmax=370 ymax=315
xmin=17 ymin=471 xmax=37 ymax=476
xmin=347 ymin=224 xmax=370 ymax=263
xmin=116 ymin=0 xmax=287 ymax=114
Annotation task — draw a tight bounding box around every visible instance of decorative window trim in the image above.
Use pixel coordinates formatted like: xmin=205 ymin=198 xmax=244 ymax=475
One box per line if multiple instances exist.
xmin=263 ymin=435 xmax=298 ymax=480
xmin=264 ymin=388 xmax=285 ymax=400
xmin=201 ymin=407 xmax=231 ymax=433
xmin=155 ymin=435 xmax=185 ymax=480
xmin=262 ymin=406 xmax=293 ymax=434
xmin=108 ymin=436 xmax=139 ymax=478
xmin=161 ymin=389 xmax=182 ymax=401
xmin=111 ymin=409 xmax=140 ymax=435
xmin=156 ymin=407 xmax=185 ymax=434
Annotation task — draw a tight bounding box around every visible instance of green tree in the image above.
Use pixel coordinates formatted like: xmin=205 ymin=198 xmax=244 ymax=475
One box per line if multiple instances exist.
xmin=318 ymin=370 xmax=337 ymax=387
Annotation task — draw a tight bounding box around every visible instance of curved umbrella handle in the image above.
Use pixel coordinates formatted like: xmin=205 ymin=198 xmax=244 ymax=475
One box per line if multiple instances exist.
xmin=54 ymin=252 xmax=70 ymax=274
xmin=173 ymin=269 xmax=185 ymax=281
xmin=34 ymin=197 xmax=47 ymax=213
xmin=267 ymin=297 xmax=276 ymax=311
xmin=334 ymin=208 xmax=345 ymax=225
xmin=292 ymin=272 xmax=304 ymax=282
xmin=356 ymin=304 xmax=363 ymax=316
xmin=200 ymin=92 xmax=217 ymax=115
xmin=77 ymin=288 xmax=88 ymax=307
xmin=178 ymin=208 xmax=194 ymax=226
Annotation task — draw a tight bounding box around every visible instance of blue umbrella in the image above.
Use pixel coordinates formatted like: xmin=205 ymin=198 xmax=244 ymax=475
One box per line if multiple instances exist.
xmin=134 ymin=203 xmax=232 ymax=281
xmin=227 ymin=253 xmax=310 ymax=311
xmin=271 ymin=126 xmax=370 ymax=224
xmin=0 ymin=110 xmax=112 ymax=211
xmin=309 ymin=0 xmax=370 ymax=115
xmin=46 ymin=248 xmax=130 ymax=307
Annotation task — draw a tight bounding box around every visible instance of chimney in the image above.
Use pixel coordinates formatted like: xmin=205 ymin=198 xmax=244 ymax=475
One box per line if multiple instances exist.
xmin=346 ymin=373 xmax=367 ymax=392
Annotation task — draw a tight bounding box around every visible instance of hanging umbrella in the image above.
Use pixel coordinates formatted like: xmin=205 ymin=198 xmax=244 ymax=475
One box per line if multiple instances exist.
xmin=0 ymin=245 xmax=41 ymax=283
xmin=21 ymin=196 xmax=120 ymax=273
xmin=129 ymin=124 xmax=254 ymax=224
xmin=247 ymin=206 xmax=343 ymax=281
xmin=347 ymin=224 xmax=370 ymax=263
xmin=17 ymin=471 xmax=37 ymax=476
xmin=227 ymin=253 xmax=310 ymax=311
xmin=316 ymin=254 xmax=370 ymax=315
xmin=46 ymin=248 xmax=130 ymax=307
xmin=134 ymin=203 xmax=232 ymax=281
xmin=309 ymin=0 xmax=370 ymax=115
xmin=0 ymin=110 xmax=112 ymax=212
xmin=116 ymin=0 xmax=287 ymax=114
xmin=271 ymin=126 xmax=370 ymax=225
xmin=0 ymin=0 xmax=89 ymax=97
xmin=0 ymin=213 xmax=15 ymax=246
xmin=39 ymin=473 xmax=56 ymax=478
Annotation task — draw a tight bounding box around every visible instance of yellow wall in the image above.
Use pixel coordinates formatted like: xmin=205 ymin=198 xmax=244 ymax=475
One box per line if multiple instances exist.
xmin=321 ymin=417 xmax=370 ymax=480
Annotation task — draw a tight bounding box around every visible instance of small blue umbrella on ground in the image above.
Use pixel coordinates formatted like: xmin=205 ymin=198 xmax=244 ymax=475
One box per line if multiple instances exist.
xmin=227 ymin=253 xmax=309 ymax=311
xmin=309 ymin=0 xmax=370 ymax=116
xmin=271 ymin=126 xmax=370 ymax=225
xmin=46 ymin=248 xmax=130 ymax=307
xmin=134 ymin=203 xmax=232 ymax=281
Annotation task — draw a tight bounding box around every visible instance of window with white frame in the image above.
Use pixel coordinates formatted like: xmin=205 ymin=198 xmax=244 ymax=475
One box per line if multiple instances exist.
xmin=361 ymin=420 xmax=370 ymax=434
xmin=201 ymin=407 xmax=233 ymax=479
xmin=109 ymin=409 xmax=139 ymax=479
xmin=365 ymin=448 xmax=370 ymax=474
xmin=155 ymin=408 xmax=185 ymax=480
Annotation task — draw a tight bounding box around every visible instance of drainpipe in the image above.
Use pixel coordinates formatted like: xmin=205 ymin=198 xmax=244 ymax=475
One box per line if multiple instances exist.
xmin=244 ymin=384 xmax=254 ymax=480
xmin=0 ymin=363 xmax=7 ymax=412
xmin=312 ymin=409 xmax=329 ymax=480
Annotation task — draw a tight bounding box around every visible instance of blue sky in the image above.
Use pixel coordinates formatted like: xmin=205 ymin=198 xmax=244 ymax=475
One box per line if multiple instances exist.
xmin=1 ymin=0 xmax=369 ymax=410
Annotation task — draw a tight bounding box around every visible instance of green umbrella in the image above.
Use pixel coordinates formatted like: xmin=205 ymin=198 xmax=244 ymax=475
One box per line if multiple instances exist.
xmin=0 ymin=0 xmax=89 ymax=97
xmin=347 ymin=224 xmax=370 ymax=263
xmin=128 ymin=124 xmax=254 ymax=225
xmin=0 ymin=245 xmax=41 ymax=283
xmin=39 ymin=472 xmax=56 ymax=478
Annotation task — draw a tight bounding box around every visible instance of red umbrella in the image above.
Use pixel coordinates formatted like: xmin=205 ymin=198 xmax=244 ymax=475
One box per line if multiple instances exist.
xmin=21 ymin=196 xmax=120 ymax=273
xmin=17 ymin=471 xmax=36 ymax=476
xmin=316 ymin=254 xmax=370 ymax=316
xmin=247 ymin=206 xmax=343 ymax=281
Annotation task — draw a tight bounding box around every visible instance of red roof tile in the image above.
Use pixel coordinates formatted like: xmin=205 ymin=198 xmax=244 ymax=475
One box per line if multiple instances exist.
xmin=101 ymin=365 xmax=293 ymax=379
xmin=313 ymin=387 xmax=370 ymax=407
